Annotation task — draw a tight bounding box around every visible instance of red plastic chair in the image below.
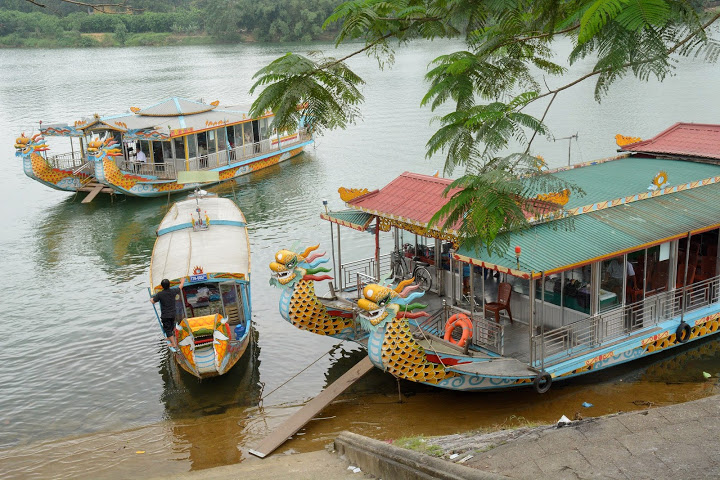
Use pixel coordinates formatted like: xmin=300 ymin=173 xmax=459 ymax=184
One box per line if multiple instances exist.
xmin=485 ymin=282 xmax=513 ymax=324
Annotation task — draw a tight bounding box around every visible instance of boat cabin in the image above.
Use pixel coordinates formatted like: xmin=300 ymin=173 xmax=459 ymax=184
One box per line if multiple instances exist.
xmin=322 ymin=123 xmax=720 ymax=378
xmin=39 ymin=97 xmax=306 ymax=180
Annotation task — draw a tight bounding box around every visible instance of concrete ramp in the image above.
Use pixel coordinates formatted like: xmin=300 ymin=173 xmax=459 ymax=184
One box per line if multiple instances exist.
xmin=249 ymin=356 xmax=374 ymax=458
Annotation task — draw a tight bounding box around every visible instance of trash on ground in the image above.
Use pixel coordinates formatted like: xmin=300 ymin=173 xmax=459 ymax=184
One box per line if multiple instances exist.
xmin=449 ymin=453 xmax=460 ymax=459
xmin=582 ymin=401 xmax=594 ymax=408
xmin=703 ymin=371 xmax=712 ymax=379
xmin=557 ymin=415 xmax=572 ymax=426
xmin=135 ymin=451 xmax=145 ymax=454
xmin=352 ymin=467 xmax=362 ymax=473
xmin=457 ymin=455 xmax=473 ymax=464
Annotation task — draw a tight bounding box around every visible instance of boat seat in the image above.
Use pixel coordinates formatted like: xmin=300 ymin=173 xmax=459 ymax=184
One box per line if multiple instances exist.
xmin=485 ymin=282 xmax=513 ymax=324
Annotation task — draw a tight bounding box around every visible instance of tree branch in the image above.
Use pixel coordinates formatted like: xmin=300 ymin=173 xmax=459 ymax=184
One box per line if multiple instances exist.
xmin=533 ymin=11 xmax=720 ymax=103
xmin=525 ymin=91 xmax=557 ymax=154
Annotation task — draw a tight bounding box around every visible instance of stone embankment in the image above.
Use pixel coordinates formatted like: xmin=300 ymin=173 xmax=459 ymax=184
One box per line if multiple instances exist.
xmin=157 ymin=394 xmax=720 ymax=479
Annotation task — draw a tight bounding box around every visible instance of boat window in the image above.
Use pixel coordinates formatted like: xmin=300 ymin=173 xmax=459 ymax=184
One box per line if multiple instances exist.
xmin=219 ymin=282 xmax=245 ymax=326
xmin=226 ymin=126 xmax=236 ymax=148
xmin=557 ymin=266 xmax=591 ymax=314
xmin=172 ymin=137 xmax=185 ymax=160
xmin=138 ymin=140 xmax=151 ymax=160
xmin=197 ymin=131 xmax=208 ymax=156
xmin=677 ymin=230 xmax=718 ymax=288
xmin=260 ymin=118 xmax=270 ymax=140
xmin=207 ymin=130 xmax=218 ymax=154
xmin=600 ymin=256 xmax=626 ymax=308
xmin=187 ymin=134 xmax=197 ymax=159
xmin=646 ymin=245 xmax=669 ymax=296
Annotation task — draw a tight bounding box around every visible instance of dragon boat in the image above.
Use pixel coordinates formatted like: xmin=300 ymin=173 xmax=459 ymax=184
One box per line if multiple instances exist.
xmin=150 ymin=190 xmax=252 ymax=378
xmin=270 ymin=123 xmax=720 ymax=393
xmin=15 ymin=97 xmax=312 ymax=201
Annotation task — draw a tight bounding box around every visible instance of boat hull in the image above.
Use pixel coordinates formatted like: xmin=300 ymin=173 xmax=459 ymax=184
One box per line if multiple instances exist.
xmin=175 ymin=323 xmax=252 ymax=379
xmin=23 ymin=152 xmax=89 ymax=192
xmin=96 ymin=142 xmax=311 ymax=197
xmin=387 ymin=307 xmax=720 ymax=392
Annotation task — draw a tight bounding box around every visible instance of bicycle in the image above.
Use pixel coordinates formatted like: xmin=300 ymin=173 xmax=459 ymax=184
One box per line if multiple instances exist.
xmin=390 ymin=247 xmax=433 ymax=292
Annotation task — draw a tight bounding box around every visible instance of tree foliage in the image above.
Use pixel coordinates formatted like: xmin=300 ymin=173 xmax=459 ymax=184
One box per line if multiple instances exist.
xmin=250 ymin=0 xmax=720 ymax=255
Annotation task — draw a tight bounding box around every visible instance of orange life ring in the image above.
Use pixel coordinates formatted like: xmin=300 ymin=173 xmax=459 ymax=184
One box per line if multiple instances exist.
xmin=444 ymin=313 xmax=473 ymax=348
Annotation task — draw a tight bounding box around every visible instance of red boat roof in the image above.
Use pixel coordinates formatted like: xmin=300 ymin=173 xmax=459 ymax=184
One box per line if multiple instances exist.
xmin=345 ymin=171 xmax=559 ymax=233
xmin=621 ymin=123 xmax=720 ymax=161
xmin=347 ymin=172 xmax=461 ymax=229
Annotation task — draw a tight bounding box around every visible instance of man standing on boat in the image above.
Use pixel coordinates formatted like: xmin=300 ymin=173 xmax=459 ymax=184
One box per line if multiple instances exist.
xmin=150 ymin=277 xmax=185 ymax=351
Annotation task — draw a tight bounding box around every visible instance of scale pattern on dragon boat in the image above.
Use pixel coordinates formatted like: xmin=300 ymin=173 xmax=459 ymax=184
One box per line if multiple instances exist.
xmin=359 ymin=282 xmax=460 ymax=385
xmin=269 ymin=244 xmax=356 ymax=338
xmin=15 ymin=133 xmax=88 ymax=191
xmin=96 ymin=146 xmax=305 ymax=196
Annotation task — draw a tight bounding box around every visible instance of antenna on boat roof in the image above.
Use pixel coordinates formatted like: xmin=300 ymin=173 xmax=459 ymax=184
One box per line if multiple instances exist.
xmin=553 ymin=132 xmax=579 ymax=166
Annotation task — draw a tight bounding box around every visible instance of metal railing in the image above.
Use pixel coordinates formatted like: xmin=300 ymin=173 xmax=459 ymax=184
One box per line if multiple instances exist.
xmin=46 ymin=152 xmax=85 ymax=170
xmin=355 ymin=272 xmax=378 ymax=298
xmin=418 ymin=304 xmax=504 ymax=356
xmin=340 ymin=253 xmax=392 ymax=290
xmin=532 ymin=274 xmax=720 ymax=367
xmin=118 ymin=160 xmax=178 ymax=180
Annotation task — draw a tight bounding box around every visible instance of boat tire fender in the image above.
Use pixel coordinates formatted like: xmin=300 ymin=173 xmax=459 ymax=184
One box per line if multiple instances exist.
xmin=676 ymin=321 xmax=691 ymax=344
xmin=444 ymin=313 xmax=473 ymax=348
xmin=533 ymin=371 xmax=552 ymax=394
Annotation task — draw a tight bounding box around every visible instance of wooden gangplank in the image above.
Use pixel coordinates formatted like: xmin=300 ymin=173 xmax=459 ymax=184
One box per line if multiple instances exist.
xmin=79 ymin=182 xmax=114 ymax=203
xmin=81 ymin=184 xmax=105 ymax=203
xmin=249 ymin=356 xmax=374 ymax=458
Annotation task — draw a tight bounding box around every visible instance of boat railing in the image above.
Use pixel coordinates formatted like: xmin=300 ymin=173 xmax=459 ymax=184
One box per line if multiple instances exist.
xmin=118 ymin=160 xmax=177 ymax=180
xmin=341 ymin=253 xmax=392 ymax=291
xmin=418 ymin=304 xmax=504 ymax=355
xmin=114 ymin=131 xmax=312 ymax=179
xmin=46 ymin=151 xmax=85 ymax=170
xmin=355 ymin=272 xmax=378 ymax=298
xmin=531 ymin=274 xmax=720 ymax=367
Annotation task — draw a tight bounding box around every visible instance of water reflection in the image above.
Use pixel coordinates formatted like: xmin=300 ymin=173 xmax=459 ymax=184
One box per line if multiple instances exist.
xmin=32 ymin=194 xmax=166 ymax=281
xmin=159 ymin=329 xmax=262 ymax=471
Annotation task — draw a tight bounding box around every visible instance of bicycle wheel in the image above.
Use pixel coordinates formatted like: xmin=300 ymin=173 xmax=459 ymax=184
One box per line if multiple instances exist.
xmin=414 ymin=267 xmax=432 ymax=292
xmin=391 ymin=255 xmax=408 ymax=281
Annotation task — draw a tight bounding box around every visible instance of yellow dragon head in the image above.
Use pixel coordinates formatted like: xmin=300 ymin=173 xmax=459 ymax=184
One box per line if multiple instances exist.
xmin=86 ymin=134 xmax=122 ymax=161
xmin=269 ymin=244 xmax=331 ymax=288
xmin=14 ymin=133 xmax=48 ymax=159
xmin=356 ymin=280 xmax=429 ymax=330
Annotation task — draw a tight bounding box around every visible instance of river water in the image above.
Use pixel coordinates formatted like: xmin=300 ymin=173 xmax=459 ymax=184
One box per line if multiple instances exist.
xmin=1 ymin=39 xmax=720 ymax=479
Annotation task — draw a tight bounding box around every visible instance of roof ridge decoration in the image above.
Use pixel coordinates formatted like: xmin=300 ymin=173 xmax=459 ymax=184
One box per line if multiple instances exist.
xmin=526 ymin=173 xmax=720 ymax=224
xmin=615 ymin=134 xmax=642 ymax=147
xmin=339 ymin=187 xmax=370 ymax=202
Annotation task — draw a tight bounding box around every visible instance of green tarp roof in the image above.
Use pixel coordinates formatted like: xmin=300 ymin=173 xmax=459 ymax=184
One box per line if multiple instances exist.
xmin=320 ymin=210 xmax=374 ymax=231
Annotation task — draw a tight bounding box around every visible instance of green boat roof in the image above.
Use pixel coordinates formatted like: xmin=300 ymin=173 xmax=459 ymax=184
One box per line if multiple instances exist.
xmin=456 ymin=157 xmax=720 ymax=278
xmin=534 ymin=155 xmax=720 ymax=210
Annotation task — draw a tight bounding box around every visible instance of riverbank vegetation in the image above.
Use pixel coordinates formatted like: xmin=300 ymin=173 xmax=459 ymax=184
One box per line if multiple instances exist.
xmin=0 ymin=0 xmax=344 ymax=47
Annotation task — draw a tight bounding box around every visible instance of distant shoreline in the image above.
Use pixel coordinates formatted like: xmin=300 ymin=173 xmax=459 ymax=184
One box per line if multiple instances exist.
xmin=0 ymin=32 xmax=337 ymax=49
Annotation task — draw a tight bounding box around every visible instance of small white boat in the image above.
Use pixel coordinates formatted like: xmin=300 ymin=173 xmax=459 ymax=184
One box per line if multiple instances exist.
xmin=150 ymin=190 xmax=252 ymax=378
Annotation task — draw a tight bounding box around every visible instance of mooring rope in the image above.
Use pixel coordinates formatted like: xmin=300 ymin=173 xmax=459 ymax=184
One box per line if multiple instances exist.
xmin=259 ymin=339 xmax=346 ymax=403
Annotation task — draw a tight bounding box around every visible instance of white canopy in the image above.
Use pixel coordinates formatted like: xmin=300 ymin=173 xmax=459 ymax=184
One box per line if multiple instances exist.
xmin=150 ymin=196 xmax=250 ymax=289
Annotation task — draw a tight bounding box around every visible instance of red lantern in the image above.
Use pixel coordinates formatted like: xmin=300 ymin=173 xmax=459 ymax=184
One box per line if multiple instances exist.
xmin=515 ymin=246 xmax=521 ymax=255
